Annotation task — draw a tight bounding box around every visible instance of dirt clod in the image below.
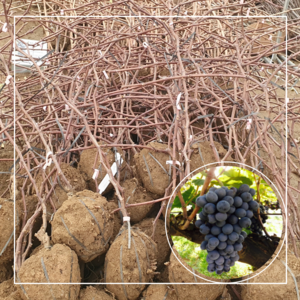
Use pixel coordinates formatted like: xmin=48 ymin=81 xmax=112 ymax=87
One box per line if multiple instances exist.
xmin=105 ymin=225 xmax=157 ymax=300
xmin=79 ymin=286 xmax=113 ymax=299
xmin=121 ymin=179 xmax=157 ymax=223
xmin=17 ymin=244 xmax=81 ymax=300
xmin=135 ymin=142 xmax=172 ymax=196
xmin=143 ymin=284 xmax=177 ymax=300
xmin=51 ymin=190 xmax=114 ymax=262
xmin=137 ymin=218 xmax=170 ymax=269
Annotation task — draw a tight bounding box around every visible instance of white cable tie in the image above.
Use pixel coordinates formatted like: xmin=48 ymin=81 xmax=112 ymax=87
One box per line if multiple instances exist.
xmin=5 ymin=75 xmax=12 ymax=85
xmin=143 ymin=42 xmax=148 ymax=48
xmin=138 ymin=26 xmax=141 ymax=30
xmin=103 ymin=70 xmax=109 ymax=79
xmin=65 ymin=104 xmax=70 ymax=110
xmin=109 ymin=133 xmax=113 ymax=137
xmin=98 ymin=50 xmax=102 ymax=56
xmin=246 ymin=119 xmax=252 ymax=130
xmin=60 ymin=9 xmax=64 ymax=15
xmin=176 ymin=92 xmax=182 ymax=106
xmin=2 ymin=23 xmax=7 ymax=32
xmin=190 ymin=134 xmax=193 ymax=140
xmin=169 ymin=22 xmax=173 ymax=26
xmin=123 ymin=216 xmax=130 ymax=222
xmin=92 ymin=169 xmax=99 ymax=180
xmin=269 ymin=35 xmax=272 ymax=41
xmin=177 ymin=104 xmax=181 ymax=110
xmin=43 ymin=106 xmax=47 ymax=111
xmin=43 ymin=151 xmax=53 ymax=170
xmin=166 ymin=160 xmax=181 ymax=166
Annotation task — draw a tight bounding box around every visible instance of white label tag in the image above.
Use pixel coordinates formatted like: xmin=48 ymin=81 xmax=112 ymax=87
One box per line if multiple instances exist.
xmin=103 ymin=70 xmax=109 ymax=79
xmin=98 ymin=152 xmax=123 ymax=194
xmin=166 ymin=160 xmax=181 ymax=166
xmin=92 ymin=169 xmax=99 ymax=180
xmin=123 ymin=216 xmax=130 ymax=222
xmin=2 ymin=23 xmax=7 ymax=32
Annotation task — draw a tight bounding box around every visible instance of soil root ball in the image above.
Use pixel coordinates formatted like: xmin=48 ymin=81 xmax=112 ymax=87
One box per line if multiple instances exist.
xmin=143 ymin=284 xmax=177 ymax=300
xmin=52 ymin=190 xmax=114 ymax=262
xmin=136 ymin=218 xmax=171 ymax=269
xmin=79 ymin=144 xmax=126 ymax=193
xmin=190 ymin=141 xmax=233 ymax=173
xmin=36 ymin=162 xmax=87 ymax=217
xmin=0 ymin=199 xmax=20 ymax=264
xmin=0 ymin=278 xmax=21 ymax=300
xmin=168 ymin=247 xmax=226 ymax=300
xmin=79 ymin=286 xmax=113 ymax=300
xmin=17 ymin=244 xmax=80 ymax=300
xmin=120 ymin=179 xmax=157 ymax=223
xmin=105 ymin=225 xmax=158 ymax=300
xmin=241 ymin=248 xmax=300 ymax=300
xmin=135 ymin=142 xmax=173 ymax=196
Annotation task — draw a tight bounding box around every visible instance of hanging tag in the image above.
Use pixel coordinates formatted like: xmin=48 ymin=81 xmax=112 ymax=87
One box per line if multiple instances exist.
xmin=92 ymin=169 xmax=99 ymax=180
xmin=43 ymin=152 xmax=53 ymax=170
xmin=246 ymin=119 xmax=252 ymax=130
xmin=103 ymin=70 xmax=109 ymax=79
xmin=166 ymin=160 xmax=181 ymax=166
xmin=5 ymin=75 xmax=12 ymax=85
xmin=2 ymin=23 xmax=7 ymax=32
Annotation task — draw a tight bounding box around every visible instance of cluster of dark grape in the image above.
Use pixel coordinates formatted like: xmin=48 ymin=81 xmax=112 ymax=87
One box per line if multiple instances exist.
xmin=250 ymin=204 xmax=268 ymax=236
xmin=195 ymin=184 xmax=259 ymax=275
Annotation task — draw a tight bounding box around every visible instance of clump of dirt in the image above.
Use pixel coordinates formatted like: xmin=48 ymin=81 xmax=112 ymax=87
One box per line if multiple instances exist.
xmin=241 ymin=247 xmax=300 ymax=300
xmin=17 ymin=244 xmax=80 ymax=300
xmin=190 ymin=141 xmax=232 ymax=173
xmin=0 ymin=262 xmax=13 ymax=284
xmin=79 ymin=144 xmax=126 ymax=193
xmin=137 ymin=218 xmax=170 ymax=269
xmin=105 ymin=224 xmax=157 ymax=300
xmin=51 ymin=190 xmax=114 ymax=263
xmin=0 ymin=199 xmax=17 ymax=264
xmin=135 ymin=142 xmax=172 ymax=196
xmin=168 ymin=247 xmax=225 ymax=300
xmin=121 ymin=179 xmax=157 ymax=223
xmin=107 ymin=201 xmax=122 ymax=242
xmin=36 ymin=162 xmax=87 ymax=216
xmin=0 ymin=278 xmax=20 ymax=300
xmin=79 ymin=286 xmax=113 ymax=300
xmin=143 ymin=285 xmax=177 ymax=300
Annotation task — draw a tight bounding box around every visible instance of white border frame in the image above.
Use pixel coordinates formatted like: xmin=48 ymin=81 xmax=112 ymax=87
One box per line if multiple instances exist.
xmin=13 ymin=15 xmax=288 ymax=285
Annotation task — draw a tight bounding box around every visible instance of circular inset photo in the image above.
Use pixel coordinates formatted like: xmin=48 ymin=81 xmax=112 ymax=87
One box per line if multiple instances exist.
xmin=168 ymin=166 xmax=283 ymax=280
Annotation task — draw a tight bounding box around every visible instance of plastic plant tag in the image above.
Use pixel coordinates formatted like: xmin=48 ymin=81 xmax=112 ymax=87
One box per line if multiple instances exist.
xmin=12 ymin=39 xmax=48 ymax=73
xmin=98 ymin=152 xmax=123 ymax=194
xmin=92 ymin=169 xmax=99 ymax=180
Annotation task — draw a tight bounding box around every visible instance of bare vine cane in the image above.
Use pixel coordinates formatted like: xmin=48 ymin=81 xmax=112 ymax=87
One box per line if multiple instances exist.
xmin=178 ymin=167 xmax=216 ymax=231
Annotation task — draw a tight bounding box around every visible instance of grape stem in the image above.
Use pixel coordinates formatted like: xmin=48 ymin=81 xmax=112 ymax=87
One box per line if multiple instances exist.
xmin=178 ymin=167 xmax=216 ymax=230
xmin=177 ymin=191 xmax=188 ymax=219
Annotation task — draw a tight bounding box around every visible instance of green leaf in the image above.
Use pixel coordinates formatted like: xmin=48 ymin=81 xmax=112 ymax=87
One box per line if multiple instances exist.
xmin=172 ymin=185 xmax=195 ymax=208
xmin=192 ymin=178 xmax=205 ymax=186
